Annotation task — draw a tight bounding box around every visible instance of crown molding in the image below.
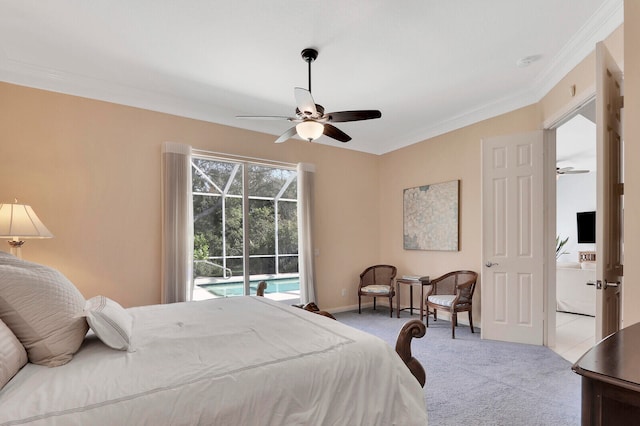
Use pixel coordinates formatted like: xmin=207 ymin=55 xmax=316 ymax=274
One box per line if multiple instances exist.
xmin=530 ymin=0 xmax=623 ymax=101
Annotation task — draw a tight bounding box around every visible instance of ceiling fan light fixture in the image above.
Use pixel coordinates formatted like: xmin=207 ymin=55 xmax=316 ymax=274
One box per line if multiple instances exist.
xmin=296 ymin=121 xmax=324 ymax=141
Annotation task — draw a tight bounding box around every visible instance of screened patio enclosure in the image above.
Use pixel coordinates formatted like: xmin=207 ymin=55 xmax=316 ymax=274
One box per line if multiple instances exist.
xmin=191 ymin=156 xmax=300 ymax=303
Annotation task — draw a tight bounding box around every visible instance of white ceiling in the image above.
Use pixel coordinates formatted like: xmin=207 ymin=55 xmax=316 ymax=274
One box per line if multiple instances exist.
xmin=0 ymin=0 xmax=622 ymax=155
xmin=557 ymin=106 xmax=596 ymax=173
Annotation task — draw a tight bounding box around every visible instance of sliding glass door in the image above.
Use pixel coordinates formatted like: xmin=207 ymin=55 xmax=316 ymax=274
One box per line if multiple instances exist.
xmin=192 ymin=156 xmax=299 ymax=302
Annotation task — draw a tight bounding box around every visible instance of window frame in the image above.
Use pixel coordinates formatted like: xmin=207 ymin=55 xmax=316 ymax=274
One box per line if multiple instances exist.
xmin=191 ymin=153 xmax=298 ymax=297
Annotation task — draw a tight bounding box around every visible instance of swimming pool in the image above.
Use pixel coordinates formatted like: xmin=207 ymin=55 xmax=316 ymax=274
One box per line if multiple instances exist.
xmin=198 ymin=276 xmax=300 ymax=298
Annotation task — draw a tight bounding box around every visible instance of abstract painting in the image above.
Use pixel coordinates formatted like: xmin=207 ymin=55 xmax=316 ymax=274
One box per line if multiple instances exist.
xmin=403 ymin=180 xmax=459 ymax=251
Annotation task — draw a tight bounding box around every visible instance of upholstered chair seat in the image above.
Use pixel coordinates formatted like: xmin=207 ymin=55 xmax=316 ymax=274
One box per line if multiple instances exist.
xmin=360 ymin=284 xmax=392 ymax=294
xmin=426 ymin=294 xmax=455 ymax=307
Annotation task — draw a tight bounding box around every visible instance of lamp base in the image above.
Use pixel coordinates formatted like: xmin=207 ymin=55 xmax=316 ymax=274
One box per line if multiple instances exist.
xmin=7 ymin=240 xmax=24 ymax=259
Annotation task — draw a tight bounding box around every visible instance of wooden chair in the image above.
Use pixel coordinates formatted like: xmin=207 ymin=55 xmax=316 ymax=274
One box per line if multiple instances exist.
xmin=425 ymin=270 xmax=478 ymax=338
xmin=358 ymin=265 xmax=397 ymax=317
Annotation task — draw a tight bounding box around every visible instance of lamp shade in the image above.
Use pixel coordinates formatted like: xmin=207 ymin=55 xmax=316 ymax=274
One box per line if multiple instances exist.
xmin=0 ymin=203 xmax=53 ymax=239
xmin=296 ymin=121 xmax=324 ymax=141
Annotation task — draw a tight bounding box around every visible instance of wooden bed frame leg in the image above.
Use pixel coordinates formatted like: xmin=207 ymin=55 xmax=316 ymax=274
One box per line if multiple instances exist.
xmin=256 ymin=281 xmax=267 ymax=297
xmin=395 ymin=319 xmax=426 ymax=388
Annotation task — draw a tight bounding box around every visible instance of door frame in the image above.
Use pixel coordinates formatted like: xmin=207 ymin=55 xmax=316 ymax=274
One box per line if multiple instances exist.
xmin=542 ymin=88 xmax=596 ymax=348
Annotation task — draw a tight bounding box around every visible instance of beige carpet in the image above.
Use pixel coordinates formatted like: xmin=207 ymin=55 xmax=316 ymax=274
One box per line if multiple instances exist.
xmin=335 ymin=308 xmax=581 ymax=426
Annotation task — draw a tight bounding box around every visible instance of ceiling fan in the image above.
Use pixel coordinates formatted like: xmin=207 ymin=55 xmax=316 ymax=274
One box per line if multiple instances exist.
xmin=236 ymin=48 xmax=382 ymax=144
xmin=556 ymin=166 xmax=590 ymax=176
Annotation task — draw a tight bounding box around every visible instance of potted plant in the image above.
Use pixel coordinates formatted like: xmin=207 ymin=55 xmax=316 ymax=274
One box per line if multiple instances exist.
xmin=556 ymin=235 xmax=569 ymax=259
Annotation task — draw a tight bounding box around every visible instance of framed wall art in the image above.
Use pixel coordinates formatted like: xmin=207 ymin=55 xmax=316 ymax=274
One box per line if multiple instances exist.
xmin=403 ymin=180 xmax=459 ymax=251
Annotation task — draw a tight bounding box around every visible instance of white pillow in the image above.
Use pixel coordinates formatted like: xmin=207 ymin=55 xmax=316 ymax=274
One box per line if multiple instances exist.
xmin=0 ymin=252 xmax=88 ymax=367
xmin=83 ymin=296 xmax=133 ymax=351
xmin=0 ymin=318 xmax=28 ymax=389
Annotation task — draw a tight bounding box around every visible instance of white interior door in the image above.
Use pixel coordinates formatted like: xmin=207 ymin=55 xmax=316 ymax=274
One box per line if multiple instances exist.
xmin=595 ymin=41 xmax=624 ymax=340
xmin=481 ymin=131 xmax=546 ymax=345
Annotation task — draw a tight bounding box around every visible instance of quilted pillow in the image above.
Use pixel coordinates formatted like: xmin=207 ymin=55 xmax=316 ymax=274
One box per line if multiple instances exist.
xmin=0 ymin=252 xmax=88 ymax=367
xmin=83 ymin=295 xmax=133 ymax=351
xmin=0 ymin=318 xmax=28 ymax=389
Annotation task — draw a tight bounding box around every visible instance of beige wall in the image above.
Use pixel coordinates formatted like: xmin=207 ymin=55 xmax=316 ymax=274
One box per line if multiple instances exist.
xmin=377 ymin=105 xmax=541 ymax=321
xmin=623 ymin=1 xmax=640 ymax=327
xmin=0 ymin=82 xmax=380 ymax=309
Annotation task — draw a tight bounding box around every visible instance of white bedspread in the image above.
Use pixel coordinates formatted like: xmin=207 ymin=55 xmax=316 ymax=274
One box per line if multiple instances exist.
xmin=0 ymin=297 xmax=427 ymax=425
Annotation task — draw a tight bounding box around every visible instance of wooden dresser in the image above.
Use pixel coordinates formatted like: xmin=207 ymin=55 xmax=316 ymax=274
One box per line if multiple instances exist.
xmin=572 ymin=322 xmax=640 ymax=425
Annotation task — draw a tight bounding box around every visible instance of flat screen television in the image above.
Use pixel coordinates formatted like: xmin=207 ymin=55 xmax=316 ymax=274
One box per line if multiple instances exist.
xmin=577 ymin=211 xmax=596 ymax=243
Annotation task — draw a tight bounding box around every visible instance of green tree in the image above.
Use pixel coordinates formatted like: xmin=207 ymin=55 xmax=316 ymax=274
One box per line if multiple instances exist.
xmin=192 ymin=158 xmax=299 ymax=278
xmin=193 ymin=233 xmax=209 ymax=260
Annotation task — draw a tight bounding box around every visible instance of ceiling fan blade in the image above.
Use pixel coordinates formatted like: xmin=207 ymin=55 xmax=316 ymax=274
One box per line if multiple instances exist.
xmin=323 ymin=124 xmax=351 ymax=143
xmin=294 ymin=87 xmax=318 ymax=118
xmin=236 ymin=115 xmax=295 ymax=121
xmin=274 ymin=126 xmax=298 ymax=144
xmin=327 ymin=110 xmax=382 ymax=123
xmin=556 ymin=166 xmax=573 ymax=172
xmin=556 ymin=166 xmax=589 ymax=175
xmin=565 ymin=169 xmax=589 ymax=174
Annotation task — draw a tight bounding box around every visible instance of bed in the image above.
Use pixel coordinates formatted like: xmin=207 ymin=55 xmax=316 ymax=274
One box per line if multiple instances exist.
xmin=0 ymin=253 xmax=428 ymax=425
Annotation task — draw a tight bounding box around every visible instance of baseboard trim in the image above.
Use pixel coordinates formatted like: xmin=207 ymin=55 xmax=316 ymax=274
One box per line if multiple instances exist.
xmin=327 ymin=302 xmax=395 ymax=315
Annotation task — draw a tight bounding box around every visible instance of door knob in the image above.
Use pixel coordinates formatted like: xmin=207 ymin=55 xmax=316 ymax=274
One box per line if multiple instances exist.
xmin=604 ymin=280 xmax=621 ymax=290
xmin=485 ymin=261 xmax=498 ymax=268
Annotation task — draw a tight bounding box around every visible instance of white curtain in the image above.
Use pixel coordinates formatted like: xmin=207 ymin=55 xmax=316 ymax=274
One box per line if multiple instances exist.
xmin=297 ymin=163 xmax=316 ymax=304
xmin=161 ymin=142 xmax=194 ymax=303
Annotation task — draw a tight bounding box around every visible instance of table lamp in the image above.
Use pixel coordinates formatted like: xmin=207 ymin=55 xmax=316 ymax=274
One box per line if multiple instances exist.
xmin=0 ymin=200 xmax=53 ymax=259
